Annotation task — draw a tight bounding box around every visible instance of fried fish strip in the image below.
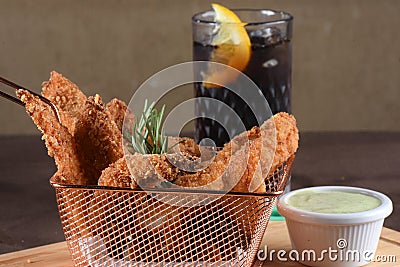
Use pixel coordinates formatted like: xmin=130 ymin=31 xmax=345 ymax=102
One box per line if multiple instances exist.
xmin=261 ymin=112 xmax=298 ymax=178
xmin=41 ymin=71 xmax=87 ymax=134
xmin=98 ymin=157 xmax=135 ymax=188
xmin=99 ymin=136 xmax=203 ymax=189
xmin=99 ymin=112 xmax=298 ymax=193
xmin=74 ymin=94 xmax=123 ymax=185
xmin=16 ymin=89 xmax=86 ymax=185
xmin=163 ymin=112 xmax=298 ymax=192
xmin=172 ymin=126 xmax=258 ymax=192
xmin=168 ymin=137 xmax=201 ymax=157
xmin=221 ymin=112 xmax=298 ymax=192
xmin=223 ymin=127 xmax=264 ymax=193
xmin=106 ymin=98 xmax=130 ymax=132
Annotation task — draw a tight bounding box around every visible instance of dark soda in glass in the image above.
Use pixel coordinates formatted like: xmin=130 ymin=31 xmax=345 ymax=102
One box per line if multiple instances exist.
xmin=192 ymin=10 xmax=293 ymax=146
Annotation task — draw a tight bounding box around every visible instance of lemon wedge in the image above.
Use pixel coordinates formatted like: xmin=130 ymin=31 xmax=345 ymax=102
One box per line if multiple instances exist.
xmin=203 ymin=3 xmax=252 ymax=88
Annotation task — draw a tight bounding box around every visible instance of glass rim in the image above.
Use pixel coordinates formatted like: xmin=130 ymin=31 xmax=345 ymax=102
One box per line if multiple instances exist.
xmin=192 ymin=8 xmax=293 ymax=26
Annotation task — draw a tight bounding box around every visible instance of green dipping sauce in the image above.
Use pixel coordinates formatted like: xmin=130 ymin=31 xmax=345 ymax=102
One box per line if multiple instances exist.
xmin=288 ymin=190 xmax=381 ymax=214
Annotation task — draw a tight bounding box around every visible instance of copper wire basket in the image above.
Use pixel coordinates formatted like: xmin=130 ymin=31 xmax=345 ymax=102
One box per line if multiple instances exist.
xmin=50 ymin=156 xmax=294 ymax=267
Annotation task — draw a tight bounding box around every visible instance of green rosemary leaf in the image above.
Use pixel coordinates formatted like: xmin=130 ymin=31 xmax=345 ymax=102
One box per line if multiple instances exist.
xmin=130 ymin=100 xmax=168 ymax=155
xmin=168 ymin=140 xmax=185 ymax=151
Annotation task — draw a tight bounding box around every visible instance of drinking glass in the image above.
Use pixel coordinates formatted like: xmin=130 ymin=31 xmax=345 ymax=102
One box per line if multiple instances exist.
xmin=192 ymin=8 xmax=293 ymax=147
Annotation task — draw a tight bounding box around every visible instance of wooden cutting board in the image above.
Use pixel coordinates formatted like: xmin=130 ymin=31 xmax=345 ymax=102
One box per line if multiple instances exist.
xmin=0 ymin=221 xmax=398 ymax=266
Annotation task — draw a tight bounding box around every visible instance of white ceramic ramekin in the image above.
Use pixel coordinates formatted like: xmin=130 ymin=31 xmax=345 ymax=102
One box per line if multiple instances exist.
xmin=277 ymin=186 xmax=393 ymax=267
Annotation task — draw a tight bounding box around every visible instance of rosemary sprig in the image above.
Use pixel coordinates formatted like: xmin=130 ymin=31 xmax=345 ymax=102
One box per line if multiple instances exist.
xmin=131 ymin=100 xmax=169 ymax=155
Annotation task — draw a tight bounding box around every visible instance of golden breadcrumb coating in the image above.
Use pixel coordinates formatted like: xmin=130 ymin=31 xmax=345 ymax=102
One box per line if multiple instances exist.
xmin=99 ymin=136 xmax=204 ymax=189
xmin=172 ymin=127 xmax=259 ymax=192
xmin=125 ymin=154 xmax=183 ymax=188
xmin=168 ymin=137 xmax=201 ymax=157
xmin=16 ymin=89 xmax=86 ymax=185
xmin=106 ymin=98 xmax=131 ymax=132
xmin=264 ymin=112 xmax=298 ymax=177
xmin=74 ymin=94 xmax=123 ymax=185
xmin=108 ymin=112 xmax=298 ymax=193
xmin=226 ymin=127 xmax=264 ymax=193
xmin=41 ymin=71 xmax=87 ymax=134
xmin=173 ymin=112 xmax=298 ymax=192
xmin=98 ymin=157 xmax=135 ymax=188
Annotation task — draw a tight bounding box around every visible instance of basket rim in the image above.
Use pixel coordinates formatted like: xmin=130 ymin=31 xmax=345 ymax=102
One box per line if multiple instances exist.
xmin=49 ymin=182 xmax=284 ymax=197
xmin=50 ymin=155 xmax=295 ymax=198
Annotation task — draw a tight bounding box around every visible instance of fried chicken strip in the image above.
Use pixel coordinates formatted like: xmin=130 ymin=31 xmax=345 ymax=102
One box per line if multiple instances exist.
xmin=41 ymin=71 xmax=87 ymax=134
xmin=74 ymin=94 xmax=123 ymax=185
xmin=16 ymin=89 xmax=86 ymax=185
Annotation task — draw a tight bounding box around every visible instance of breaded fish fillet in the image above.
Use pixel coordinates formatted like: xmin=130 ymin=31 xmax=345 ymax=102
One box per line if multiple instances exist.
xmin=99 ymin=136 xmax=204 ymax=189
xmin=172 ymin=126 xmax=260 ymax=192
xmin=98 ymin=157 xmax=135 ymax=188
xmin=106 ymin=98 xmax=130 ymax=132
xmin=262 ymin=112 xmax=298 ymax=178
xmin=223 ymin=127 xmax=264 ymax=193
xmin=74 ymin=94 xmax=123 ymax=185
xmin=173 ymin=112 xmax=298 ymax=192
xmin=101 ymin=112 xmax=298 ymax=193
xmin=98 ymin=153 xmax=183 ymax=189
xmin=168 ymin=137 xmax=201 ymax=157
xmin=41 ymin=71 xmax=87 ymax=134
xmin=16 ymin=89 xmax=86 ymax=185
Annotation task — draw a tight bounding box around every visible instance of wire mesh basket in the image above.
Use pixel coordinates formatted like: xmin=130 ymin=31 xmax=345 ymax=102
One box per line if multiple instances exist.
xmin=50 ymin=156 xmax=294 ymax=267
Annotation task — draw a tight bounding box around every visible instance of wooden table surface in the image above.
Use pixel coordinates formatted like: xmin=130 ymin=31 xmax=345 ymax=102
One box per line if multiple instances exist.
xmin=0 ymin=221 xmax=399 ymax=266
xmin=0 ymin=133 xmax=399 ymax=254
